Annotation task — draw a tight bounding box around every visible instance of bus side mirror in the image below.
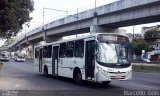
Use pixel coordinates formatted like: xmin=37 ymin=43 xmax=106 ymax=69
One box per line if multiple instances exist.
xmin=95 ymin=40 xmax=99 ymax=56
xmin=95 ymin=51 xmax=98 ymax=56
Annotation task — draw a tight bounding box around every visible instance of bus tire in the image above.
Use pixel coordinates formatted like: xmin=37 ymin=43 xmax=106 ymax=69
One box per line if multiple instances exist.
xmin=103 ymin=81 xmax=111 ymax=85
xmin=43 ymin=66 xmax=48 ymax=77
xmin=73 ymin=69 xmax=83 ymax=84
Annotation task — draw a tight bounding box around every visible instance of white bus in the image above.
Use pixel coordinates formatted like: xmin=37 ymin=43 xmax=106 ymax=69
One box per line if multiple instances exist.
xmin=14 ymin=52 xmax=26 ymax=62
xmin=34 ymin=33 xmax=132 ymax=84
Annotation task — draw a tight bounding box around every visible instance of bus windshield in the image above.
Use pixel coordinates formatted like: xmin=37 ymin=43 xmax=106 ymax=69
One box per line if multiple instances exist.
xmin=18 ymin=53 xmax=25 ymax=58
xmin=96 ymin=34 xmax=131 ymax=67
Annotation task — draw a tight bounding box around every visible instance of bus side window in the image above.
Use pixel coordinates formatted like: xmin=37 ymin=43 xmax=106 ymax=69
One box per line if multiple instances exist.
xmin=43 ymin=46 xmax=48 ymax=58
xmin=59 ymin=43 xmax=66 ymax=58
xmin=35 ymin=48 xmax=39 ymax=58
xmin=47 ymin=45 xmax=52 ymax=58
xmin=74 ymin=40 xmax=84 ymax=57
xmin=66 ymin=41 xmax=74 ymax=57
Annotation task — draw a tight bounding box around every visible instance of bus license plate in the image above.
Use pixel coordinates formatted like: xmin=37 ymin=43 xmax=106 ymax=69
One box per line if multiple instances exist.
xmin=116 ymin=74 xmax=121 ymax=79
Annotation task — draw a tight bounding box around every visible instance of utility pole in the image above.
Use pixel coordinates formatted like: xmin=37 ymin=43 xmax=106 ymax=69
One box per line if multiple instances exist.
xmin=76 ymin=8 xmax=78 ymax=37
xmin=94 ymin=0 xmax=97 ymax=16
xmin=133 ymin=26 xmax=135 ymax=40
xmin=42 ymin=7 xmax=68 ymax=42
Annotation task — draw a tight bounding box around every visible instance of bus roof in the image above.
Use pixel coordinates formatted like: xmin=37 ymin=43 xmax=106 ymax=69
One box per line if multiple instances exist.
xmin=35 ymin=33 xmax=128 ymax=48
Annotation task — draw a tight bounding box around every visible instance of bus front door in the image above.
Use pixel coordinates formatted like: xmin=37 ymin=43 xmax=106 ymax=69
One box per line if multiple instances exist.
xmin=85 ymin=40 xmax=95 ymax=80
xmin=39 ymin=48 xmax=43 ymax=72
xmin=52 ymin=46 xmax=59 ymax=76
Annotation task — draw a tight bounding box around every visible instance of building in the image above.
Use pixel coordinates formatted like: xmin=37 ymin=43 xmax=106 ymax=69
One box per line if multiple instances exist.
xmin=141 ymin=25 xmax=160 ymax=61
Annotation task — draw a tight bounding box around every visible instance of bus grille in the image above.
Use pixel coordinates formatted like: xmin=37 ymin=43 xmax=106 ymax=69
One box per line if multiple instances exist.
xmin=110 ymin=76 xmax=126 ymax=79
xmin=109 ymin=72 xmax=126 ymax=74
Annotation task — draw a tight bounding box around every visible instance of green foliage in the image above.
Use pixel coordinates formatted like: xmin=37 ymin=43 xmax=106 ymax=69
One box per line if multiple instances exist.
xmin=0 ymin=0 xmax=8 ymax=10
xmin=0 ymin=0 xmax=34 ymax=38
xmin=133 ymin=65 xmax=160 ymax=73
xmin=131 ymin=39 xmax=151 ymax=55
xmin=2 ymin=37 xmax=16 ymax=47
xmin=144 ymin=26 xmax=160 ymax=43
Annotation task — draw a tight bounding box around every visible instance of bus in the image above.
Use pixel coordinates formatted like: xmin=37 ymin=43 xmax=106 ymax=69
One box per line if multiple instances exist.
xmin=14 ymin=52 xmax=26 ymax=62
xmin=34 ymin=33 xmax=132 ymax=84
xmin=0 ymin=51 xmax=10 ymax=61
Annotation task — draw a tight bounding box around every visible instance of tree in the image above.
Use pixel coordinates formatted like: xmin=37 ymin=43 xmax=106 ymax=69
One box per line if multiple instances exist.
xmin=0 ymin=0 xmax=34 ymax=38
xmin=0 ymin=0 xmax=8 ymax=10
xmin=1 ymin=37 xmax=16 ymax=47
xmin=144 ymin=25 xmax=160 ymax=44
xmin=131 ymin=38 xmax=151 ymax=55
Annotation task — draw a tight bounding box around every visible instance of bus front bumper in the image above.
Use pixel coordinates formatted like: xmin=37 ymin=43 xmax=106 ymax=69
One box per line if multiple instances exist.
xmin=95 ymin=71 xmax=132 ymax=83
xmin=17 ymin=58 xmax=25 ymax=62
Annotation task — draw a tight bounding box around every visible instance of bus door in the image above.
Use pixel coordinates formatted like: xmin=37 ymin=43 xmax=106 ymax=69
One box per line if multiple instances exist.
xmin=85 ymin=40 xmax=95 ymax=80
xmin=39 ymin=48 xmax=43 ymax=72
xmin=52 ymin=46 xmax=59 ymax=76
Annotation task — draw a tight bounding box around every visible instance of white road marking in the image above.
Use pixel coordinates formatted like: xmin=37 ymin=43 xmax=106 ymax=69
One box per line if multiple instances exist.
xmin=134 ymin=72 xmax=160 ymax=76
xmin=129 ymin=83 xmax=156 ymax=89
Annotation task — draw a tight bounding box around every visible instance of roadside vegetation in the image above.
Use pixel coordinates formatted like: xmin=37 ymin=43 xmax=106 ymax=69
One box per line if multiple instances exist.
xmin=133 ymin=65 xmax=160 ymax=73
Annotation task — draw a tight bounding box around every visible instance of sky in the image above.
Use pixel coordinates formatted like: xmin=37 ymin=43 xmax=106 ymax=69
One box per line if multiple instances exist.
xmin=28 ymin=0 xmax=160 ymax=34
xmin=0 ymin=0 xmax=160 ymax=46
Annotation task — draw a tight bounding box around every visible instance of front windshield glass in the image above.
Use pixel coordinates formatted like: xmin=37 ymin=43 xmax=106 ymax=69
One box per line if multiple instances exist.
xmin=96 ymin=34 xmax=131 ymax=66
xmin=97 ymin=43 xmax=118 ymax=63
xmin=18 ymin=53 xmax=25 ymax=58
xmin=96 ymin=42 xmax=129 ymax=64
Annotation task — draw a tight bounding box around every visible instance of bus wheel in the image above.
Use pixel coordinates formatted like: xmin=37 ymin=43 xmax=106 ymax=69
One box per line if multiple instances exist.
xmin=74 ymin=70 xmax=83 ymax=84
xmin=103 ymin=81 xmax=111 ymax=85
xmin=44 ymin=66 xmax=48 ymax=76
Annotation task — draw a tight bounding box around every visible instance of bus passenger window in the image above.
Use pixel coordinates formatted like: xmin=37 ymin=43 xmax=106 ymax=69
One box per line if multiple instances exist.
xmin=35 ymin=48 xmax=39 ymax=58
xmin=43 ymin=46 xmax=48 ymax=58
xmin=59 ymin=43 xmax=66 ymax=58
xmin=74 ymin=40 xmax=84 ymax=57
xmin=47 ymin=45 xmax=52 ymax=58
xmin=66 ymin=41 xmax=74 ymax=57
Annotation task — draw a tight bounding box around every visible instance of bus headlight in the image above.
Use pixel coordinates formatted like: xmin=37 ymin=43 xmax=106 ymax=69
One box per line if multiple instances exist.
xmin=97 ymin=66 xmax=105 ymax=74
xmin=127 ymin=70 xmax=132 ymax=79
xmin=127 ymin=70 xmax=132 ymax=74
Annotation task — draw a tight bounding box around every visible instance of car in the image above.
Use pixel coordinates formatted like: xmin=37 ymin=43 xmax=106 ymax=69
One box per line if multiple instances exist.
xmin=0 ymin=51 xmax=10 ymax=61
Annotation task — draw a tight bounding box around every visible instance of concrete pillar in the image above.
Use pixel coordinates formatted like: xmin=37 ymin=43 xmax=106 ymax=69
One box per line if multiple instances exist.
xmin=42 ymin=29 xmax=47 ymax=42
xmin=31 ymin=44 xmax=34 ymax=59
xmin=93 ymin=17 xmax=98 ymax=25
xmin=25 ymin=44 xmax=34 ymax=59
xmin=18 ymin=45 xmax=20 ymax=50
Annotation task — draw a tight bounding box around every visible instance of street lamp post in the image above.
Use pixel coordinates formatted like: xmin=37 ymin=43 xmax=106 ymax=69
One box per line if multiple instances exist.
xmin=24 ymin=22 xmax=30 ymax=44
xmin=76 ymin=8 xmax=78 ymax=37
xmin=94 ymin=0 xmax=97 ymax=16
xmin=24 ymin=23 xmax=30 ymax=37
xmin=133 ymin=26 xmax=135 ymax=40
xmin=42 ymin=7 xmax=68 ymax=42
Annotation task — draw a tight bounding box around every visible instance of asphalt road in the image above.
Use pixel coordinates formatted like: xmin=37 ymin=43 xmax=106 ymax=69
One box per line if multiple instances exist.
xmin=0 ymin=59 xmax=159 ymax=96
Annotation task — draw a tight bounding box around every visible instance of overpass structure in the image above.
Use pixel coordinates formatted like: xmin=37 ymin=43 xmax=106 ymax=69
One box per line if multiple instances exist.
xmin=7 ymin=0 xmax=160 ymax=58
